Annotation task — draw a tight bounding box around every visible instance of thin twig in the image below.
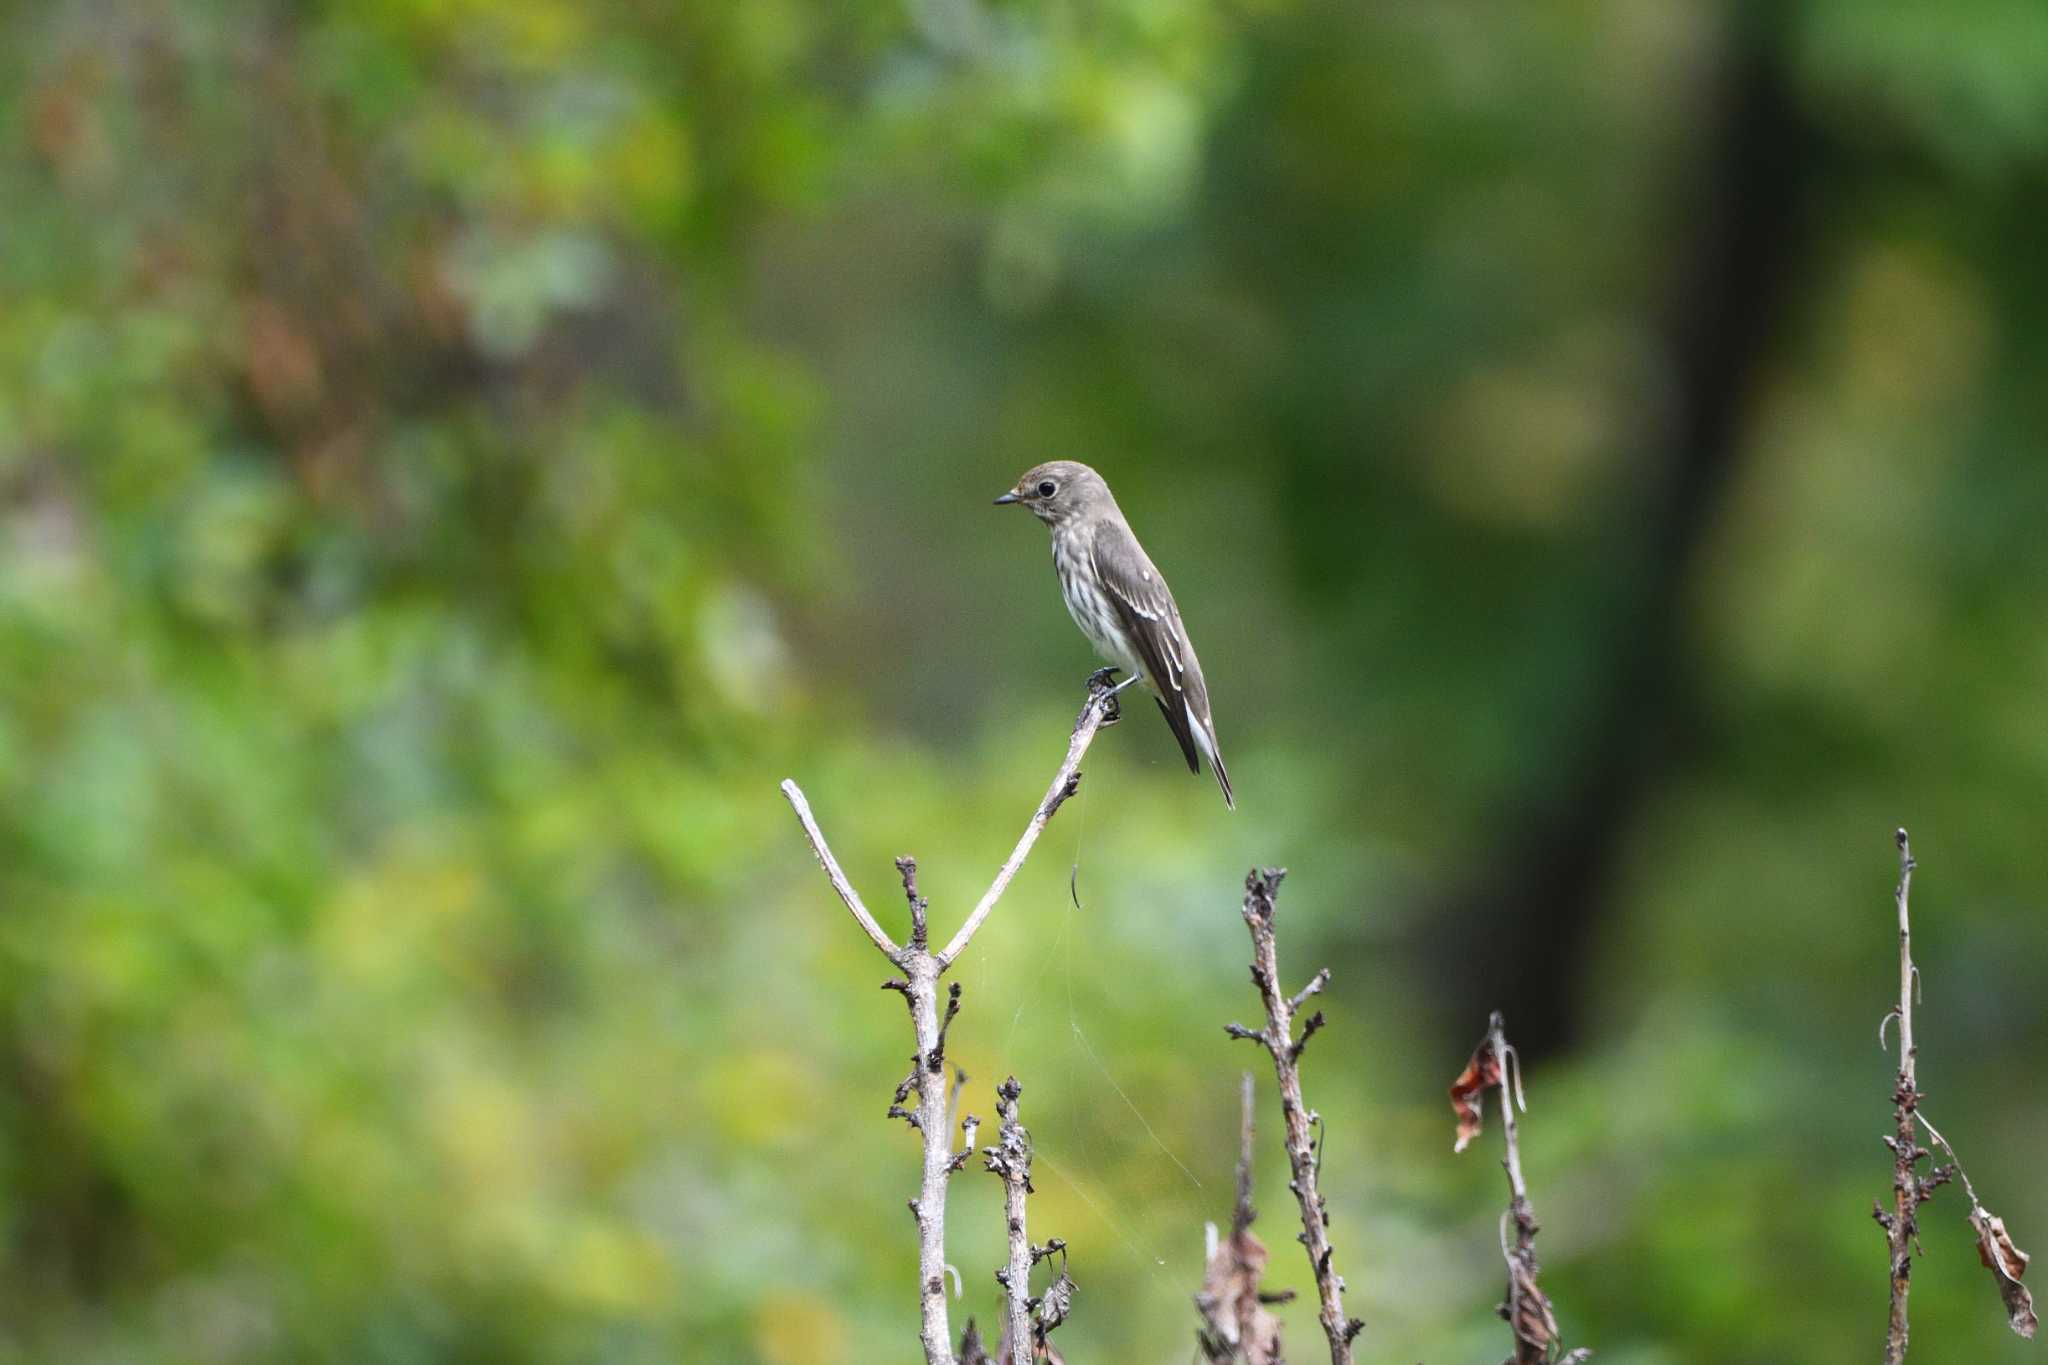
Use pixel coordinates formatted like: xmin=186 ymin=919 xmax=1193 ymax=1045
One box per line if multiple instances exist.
xmin=1911 ymin=1112 xmax=1978 ymax=1210
xmin=1226 ymin=868 xmax=1360 ymax=1363
xmin=901 ymin=856 xmax=931 ymax=952
xmin=1490 ymin=1014 xmax=1562 ymax=1365
xmin=1874 ymin=829 xmax=2039 ymax=1352
xmin=780 ymin=779 xmax=903 ymax=962
xmin=1234 ymin=1070 xmax=1256 ymax=1240
xmin=937 ymin=680 xmax=1117 ymax=967
xmin=1449 ymin=1014 xmax=1583 ymax=1364
xmin=1880 ymin=828 xmax=1920 ymax=1365
xmin=1195 ymin=1072 xmax=1289 ymax=1364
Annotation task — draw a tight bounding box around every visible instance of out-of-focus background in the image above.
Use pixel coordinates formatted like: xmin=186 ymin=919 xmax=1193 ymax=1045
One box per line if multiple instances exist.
xmin=2 ymin=1 xmax=2045 ymax=1361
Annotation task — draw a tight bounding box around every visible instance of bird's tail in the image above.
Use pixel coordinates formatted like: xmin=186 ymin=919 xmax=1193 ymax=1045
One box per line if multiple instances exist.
xmin=1189 ymin=708 xmax=1235 ymax=811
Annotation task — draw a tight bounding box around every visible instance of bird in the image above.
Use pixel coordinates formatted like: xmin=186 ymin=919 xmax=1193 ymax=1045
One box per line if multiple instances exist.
xmin=995 ymin=460 xmax=1234 ymax=809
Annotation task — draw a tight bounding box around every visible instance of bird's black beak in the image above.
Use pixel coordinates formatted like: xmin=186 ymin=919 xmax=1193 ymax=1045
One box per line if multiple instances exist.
xmin=993 ymin=491 xmax=1020 ymax=505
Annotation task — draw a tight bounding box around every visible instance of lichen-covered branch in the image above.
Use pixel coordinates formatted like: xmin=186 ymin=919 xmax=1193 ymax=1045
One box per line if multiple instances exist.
xmin=1225 ymin=868 xmax=1360 ymax=1364
xmin=780 ymin=678 xmax=1118 ymax=1365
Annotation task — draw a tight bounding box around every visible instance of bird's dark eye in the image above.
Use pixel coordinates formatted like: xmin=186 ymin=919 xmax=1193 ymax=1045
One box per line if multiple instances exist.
xmin=1036 ymin=480 xmax=1057 ymax=498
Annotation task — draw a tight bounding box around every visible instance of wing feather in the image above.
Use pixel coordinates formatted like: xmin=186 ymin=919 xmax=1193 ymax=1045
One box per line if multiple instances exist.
xmin=1092 ymin=524 xmax=1209 ymax=781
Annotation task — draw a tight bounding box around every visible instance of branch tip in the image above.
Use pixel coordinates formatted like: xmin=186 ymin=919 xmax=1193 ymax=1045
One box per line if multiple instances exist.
xmin=1233 ymin=861 xmax=1350 ymax=1361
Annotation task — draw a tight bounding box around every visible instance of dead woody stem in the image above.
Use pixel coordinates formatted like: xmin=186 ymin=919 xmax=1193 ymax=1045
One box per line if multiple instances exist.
xmin=780 ymin=679 xmax=1119 ymax=1365
xmin=1459 ymin=1012 xmax=1587 ymax=1365
xmin=1874 ymin=828 xmax=2038 ymax=1360
xmin=1195 ymin=1071 xmax=1290 ymax=1364
xmin=1879 ymin=828 xmax=1921 ymax=1365
xmin=1226 ymin=868 xmax=1362 ymax=1364
xmin=986 ymin=1077 xmax=1035 ymax=1360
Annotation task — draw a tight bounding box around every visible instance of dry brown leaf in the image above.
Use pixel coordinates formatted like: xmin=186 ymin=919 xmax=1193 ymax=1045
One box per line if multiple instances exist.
xmin=1450 ymin=1040 xmax=1504 ymax=1153
xmin=1972 ymin=1206 xmax=2039 ymax=1340
xmin=1197 ymin=1221 xmax=1286 ymax=1363
xmin=1502 ymin=1248 xmax=1561 ymax=1360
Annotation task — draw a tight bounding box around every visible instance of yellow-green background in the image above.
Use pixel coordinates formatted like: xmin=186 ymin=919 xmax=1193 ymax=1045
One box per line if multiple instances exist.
xmin=1 ymin=1 xmax=2044 ymax=1361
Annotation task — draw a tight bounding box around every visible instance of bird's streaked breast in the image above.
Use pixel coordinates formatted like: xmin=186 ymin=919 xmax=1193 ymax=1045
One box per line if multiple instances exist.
xmin=1052 ymin=530 xmax=1141 ymax=676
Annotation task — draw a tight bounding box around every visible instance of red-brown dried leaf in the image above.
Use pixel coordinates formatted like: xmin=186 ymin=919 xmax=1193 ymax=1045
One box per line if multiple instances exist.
xmin=1972 ymin=1206 xmax=2039 ymax=1340
xmin=1450 ymin=1041 xmax=1504 ymax=1153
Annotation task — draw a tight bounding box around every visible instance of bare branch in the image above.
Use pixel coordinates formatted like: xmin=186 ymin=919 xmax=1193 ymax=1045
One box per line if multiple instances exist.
xmin=1911 ymin=1113 xmax=1977 ymax=1213
xmin=1877 ymin=831 xmax=2038 ymax=1353
xmin=906 ymin=961 xmax=958 ymax=1363
xmin=1882 ymin=828 xmax=1921 ymax=1365
xmin=982 ymin=1079 xmax=1076 ymax=1365
xmin=951 ymin=1109 xmax=980 ymax=1173
xmin=782 ymin=678 xmax=1120 ymax=1364
xmin=1290 ymin=1011 xmax=1326 ymax=1063
xmin=1453 ymin=1012 xmax=1580 ymax=1365
xmin=936 ymin=679 xmax=1118 ymax=968
xmin=779 ymin=779 xmax=903 ymax=963
xmin=985 ymin=1076 xmax=1036 ymax=1361
xmin=1235 ymin=868 xmax=1361 ymax=1363
xmin=1288 ymin=968 xmax=1331 ymax=1015
xmin=1235 ymin=1070 xmax=1256 ymax=1239
xmin=900 ymin=856 xmax=931 ymax=951
xmin=1195 ymin=1072 xmax=1287 ymax=1364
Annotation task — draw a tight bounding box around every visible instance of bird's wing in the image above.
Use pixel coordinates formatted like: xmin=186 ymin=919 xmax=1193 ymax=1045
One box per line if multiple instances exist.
xmin=1090 ymin=522 xmax=1205 ymax=775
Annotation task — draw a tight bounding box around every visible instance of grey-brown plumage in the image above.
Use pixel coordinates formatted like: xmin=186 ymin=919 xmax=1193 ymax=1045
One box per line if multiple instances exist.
xmin=996 ymin=460 xmax=1234 ymax=809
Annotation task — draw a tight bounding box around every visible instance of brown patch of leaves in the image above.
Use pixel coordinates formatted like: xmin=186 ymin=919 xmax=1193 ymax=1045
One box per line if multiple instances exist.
xmin=1972 ymin=1206 xmax=2039 ymax=1340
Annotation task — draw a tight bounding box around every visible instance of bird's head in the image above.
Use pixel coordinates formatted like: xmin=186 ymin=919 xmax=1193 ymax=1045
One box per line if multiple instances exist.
xmin=994 ymin=460 xmax=1109 ymax=528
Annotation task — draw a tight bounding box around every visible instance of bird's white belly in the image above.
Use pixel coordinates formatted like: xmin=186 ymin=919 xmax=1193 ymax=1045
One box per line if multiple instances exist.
xmin=1054 ymin=539 xmax=1144 ymax=679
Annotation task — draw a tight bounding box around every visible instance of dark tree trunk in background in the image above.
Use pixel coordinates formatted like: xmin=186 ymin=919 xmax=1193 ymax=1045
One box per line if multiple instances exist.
xmin=1434 ymin=12 xmax=1816 ymax=1057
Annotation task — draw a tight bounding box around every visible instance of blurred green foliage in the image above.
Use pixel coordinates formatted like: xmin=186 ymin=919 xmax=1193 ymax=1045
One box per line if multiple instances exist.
xmin=1 ymin=1 xmax=2045 ymax=1362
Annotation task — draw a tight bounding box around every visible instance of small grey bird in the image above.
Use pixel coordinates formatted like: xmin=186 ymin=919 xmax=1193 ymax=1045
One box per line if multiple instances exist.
xmin=996 ymin=460 xmax=1234 ymax=809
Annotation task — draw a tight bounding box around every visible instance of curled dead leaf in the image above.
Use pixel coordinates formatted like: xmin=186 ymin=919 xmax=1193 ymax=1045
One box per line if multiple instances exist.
xmin=1971 ymin=1205 xmax=2039 ymax=1340
xmin=1450 ymin=1039 xmax=1505 ymax=1153
xmin=1502 ymin=1247 xmax=1561 ymax=1361
xmin=1038 ymin=1264 xmax=1076 ymax=1336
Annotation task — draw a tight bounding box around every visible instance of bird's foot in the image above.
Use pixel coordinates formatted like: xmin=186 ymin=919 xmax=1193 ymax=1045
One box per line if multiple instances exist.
xmin=1085 ymin=667 xmax=1125 ymax=724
